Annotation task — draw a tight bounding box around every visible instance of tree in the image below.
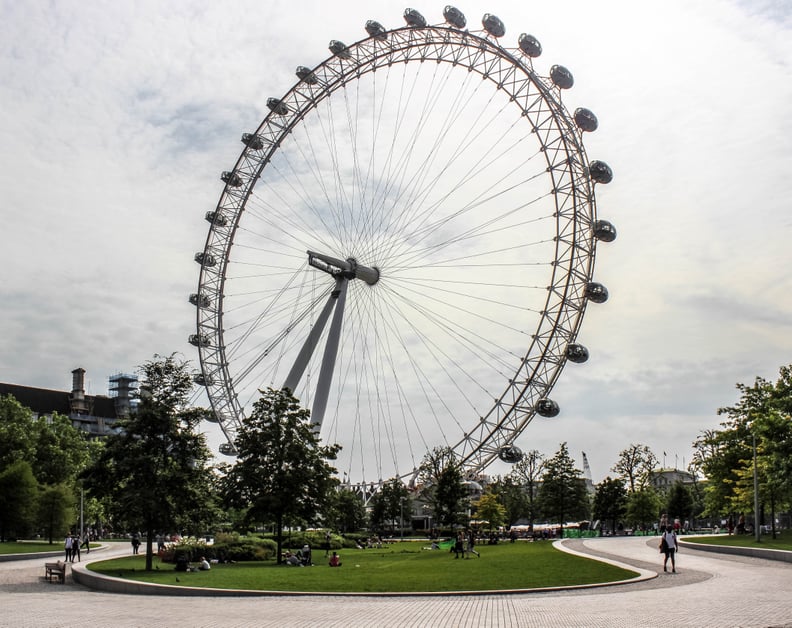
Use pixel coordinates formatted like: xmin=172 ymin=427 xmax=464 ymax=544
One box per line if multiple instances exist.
xmin=592 ymin=477 xmax=627 ymax=535
xmin=327 ymin=488 xmax=367 ymax=533
xmin=538 ymin=443 xmax=589 ymax=537
xmin=0 ymin=395 xmax=37 ymax=471
xmin=368 ymin=478 xmax=411 ymax=533
xmin=418 ymin=447 xmax=468 ymax=528
xmin=224 ymin=387 xmax=340 ymax=563
xmin=489 ymin=475 xmax=528 ymax=526
xmin=666 ymin=482 xmax=694 ymax=527
xmin=509 ymin=449 xmax=545 ymax=526
xmin=32 ymin=412 xmax=95 ymax=486
xmin=612 ymin=444 xmax=657 ymax=492
xmin=0 ymin=460 xmax=38 ymax=541
xmin=37 ymin=484 xmax=75 ymax=544
xmin=473 ymin=490 xmax=506 ymax=531
xmin=625 ymin=487 xmax=663 ymax=531
xmin=82 ymin=354 xmax=217 ymax=570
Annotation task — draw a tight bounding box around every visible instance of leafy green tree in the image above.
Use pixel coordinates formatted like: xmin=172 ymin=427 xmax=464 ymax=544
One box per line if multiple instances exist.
xmin=327 ymin=488 xmax=367 ymax=533
xmin=538 ymin=443 xmax=589 ymax=537
xmin=418 ymin=447 xmax=468 ymax=528
xmin=612 ymin=444 xmax=657 ymax=492
xmin=473 ymin=490 xmax=506 ymax=531
xmin=509 ymin=449 xmax=545 ymax=526
xmin=224 ymin=387 xmax=340 ymax=563
xmin=82 ymin=354 xmax=217 ymax=570
xmin=666 ymin=482 xmax=694 ymax=527
xmin=592 ymin=477 xmax=627 ymax=535
xmin=489 ymin=475 xmax=528 ymax=526
xmin=625 ymin=487 xmax=663 ymax=531
xmin=32 ymin=413 xmax=95 ymax=486
xmin=37 ymin=484 xmax=75 ymax=544
xmin=0 ymin=395 xmax=37 ymax=470
xmin=0 ymin=460 xmax=38 ymax=541
xmin=368 ymin=478 xmax=411 ymax=533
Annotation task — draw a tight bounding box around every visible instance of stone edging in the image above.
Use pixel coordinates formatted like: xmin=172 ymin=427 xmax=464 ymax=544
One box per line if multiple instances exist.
xmin=70 ymin=539 xmax=655 ymax=597
xmin=679 ymin=538 xmax=792 ymax=563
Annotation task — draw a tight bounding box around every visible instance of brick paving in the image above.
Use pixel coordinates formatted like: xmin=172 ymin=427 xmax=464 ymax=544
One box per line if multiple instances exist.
xmin=1 ymin=537 xmax=791 ymax=627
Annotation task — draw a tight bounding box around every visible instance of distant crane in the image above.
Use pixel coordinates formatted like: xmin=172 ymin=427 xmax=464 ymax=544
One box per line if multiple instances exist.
xmin=581 ymin=451 xmax=593 ymax=483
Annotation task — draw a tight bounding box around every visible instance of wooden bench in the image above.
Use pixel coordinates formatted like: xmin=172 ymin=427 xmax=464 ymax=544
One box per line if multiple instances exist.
xmin=44 ymin=561 xmax=67 ymax=584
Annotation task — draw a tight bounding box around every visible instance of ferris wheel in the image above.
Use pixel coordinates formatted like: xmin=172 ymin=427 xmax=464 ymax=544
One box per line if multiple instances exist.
xmin=190 ymin=7 xmax=616 ymax=485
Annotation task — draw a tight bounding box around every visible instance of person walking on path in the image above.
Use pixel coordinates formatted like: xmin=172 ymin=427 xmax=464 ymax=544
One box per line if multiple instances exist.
xmin=64 ymin=534 xmax=73 ymax=562
xmin=661 ymin=525 xmax=678 ymax=573
xmin=72 ymin=535 xmax=81 ymax=562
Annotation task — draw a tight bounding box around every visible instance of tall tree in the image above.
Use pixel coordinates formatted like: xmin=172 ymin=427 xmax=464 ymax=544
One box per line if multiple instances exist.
xmin=509 ymin=449 xmax=545 ymax=526
xmin=327 ymin=488 xmax=367 ymax=533
xmin=368 ymin=478 xmax=411 ymax=533
xmin=418 ymin=446 xmax=468 ymax=528
xmin=0 ymin=395 xmax=36 ymax=470
xmin=666 ymin=481 xmax=694 ymax=527
xmin=37 ymin=484 xmax=75 ymax=544
xmin=592 ymin=476 xmax=627 ymax=535
xmin=625 ymin=487 xmax=663 ymax=532
xmin=224 ymin=387 xmax=340 ymax=563
xmin=489 ymin=475 xmax=528 ymax=526
xmin=538 ymin=443 xmax=589 ymax=537
xmin=612 ymin=444 xmax=657 ymax=492
xmin=0 ymin=460 xmax=38 ymax=541
xmin=82 ymin=354 xmax=216 ymax=570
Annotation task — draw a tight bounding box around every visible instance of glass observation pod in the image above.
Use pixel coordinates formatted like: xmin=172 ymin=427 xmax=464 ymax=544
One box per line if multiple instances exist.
xmin=443 ymin=6 xmax=466 ymax=28
xmin=565 ymin=344 xmax=590 ymax=364
xmin=498 ymin=445 xmax=523 ymax=464
xmin=241 ymin=133 xmax=264 ymax=150
xmin=550 ymin=65 xmax=574 ymax=89
xmin=189 ymin=293 xmax=211 ymax=308
xmin=536 ymin=398 xmax=561 ymax=418
xmin=403 ymin=8 xmax=426 ymax=27
xmin=518 ymin=33 xmax=542 ymax=57
xmin=593 ymin=220 xmax=617 ymax=242
xmin=585 ymin=282 xmax=609 ymax=304
xmin=221 ymin=171 xmax=242 ymax=187
xmin=574 ymin=108 xmax=598 ymax=132
xmin=482 ymin=13 xmax=505 ymax=38
xmin=365 ymin=20 xmax=387 ymax=40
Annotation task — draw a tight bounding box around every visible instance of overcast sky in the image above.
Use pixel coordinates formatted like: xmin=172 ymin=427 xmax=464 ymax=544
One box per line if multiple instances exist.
xmin=1 ymin=0 xmax=790 ymax=483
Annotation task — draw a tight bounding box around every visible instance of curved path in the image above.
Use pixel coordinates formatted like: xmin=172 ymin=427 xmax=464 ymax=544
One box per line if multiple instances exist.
xmin=1 ymin=537 xmax=791 ymax=627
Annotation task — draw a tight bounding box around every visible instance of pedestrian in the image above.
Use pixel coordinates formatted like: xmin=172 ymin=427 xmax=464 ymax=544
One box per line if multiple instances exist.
xmin=661 ymin=525 xmax=678 ymax=573
xmin=324 ymin=530 xmax=332 ymax=557
xmin=466 ymin=529 xmax=480 ymax=558
xmin=81 ymin=534 xmax=90 ymax=554
xmin=72 ymin=534 xmax=81 ymax=562
xmin=453 ymin=531 xmax=464 ymax=559
xmin=64 ymin=533 xmax=73 ymax=562
xmin=131 ymin=533 xmax=141 ymax=555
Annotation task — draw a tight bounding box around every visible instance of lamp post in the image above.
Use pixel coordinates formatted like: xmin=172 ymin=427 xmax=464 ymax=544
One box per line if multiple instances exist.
xmin=753 ymin=433 xmax=760 ymax=543
xmin=400 ymin=498 xmax=405 ymax=542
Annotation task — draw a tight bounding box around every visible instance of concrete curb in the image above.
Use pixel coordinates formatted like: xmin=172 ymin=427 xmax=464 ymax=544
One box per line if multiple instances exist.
xmin=71 ymin=539 xmax=655 ymax=597
xmin=679 ymin=538 xmax=792 ymax=563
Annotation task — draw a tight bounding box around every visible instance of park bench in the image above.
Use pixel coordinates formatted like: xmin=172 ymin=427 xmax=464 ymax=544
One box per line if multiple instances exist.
xmin=44 ymin=561 xmax=67 ymax=584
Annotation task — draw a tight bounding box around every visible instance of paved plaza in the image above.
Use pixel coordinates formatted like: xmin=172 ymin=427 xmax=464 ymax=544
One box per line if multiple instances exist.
xmin=1 ymin=536 xmax=791 ymax=627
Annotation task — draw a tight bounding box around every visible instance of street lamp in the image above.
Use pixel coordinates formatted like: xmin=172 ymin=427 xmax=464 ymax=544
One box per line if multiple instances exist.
xmin=400 ymin=498 xmax=405 ymax=542
xmin=753 ymin=433 xmax=760 ymax=543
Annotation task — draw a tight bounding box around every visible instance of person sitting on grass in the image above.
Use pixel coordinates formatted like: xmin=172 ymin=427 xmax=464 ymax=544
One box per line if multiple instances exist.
xmin=283 ymin=551 xmax=301 ymax=566
xmin=199 ymin=556 xmax=211 ymax=571
xmin=328 ymin=551 xmax=342 ymax=567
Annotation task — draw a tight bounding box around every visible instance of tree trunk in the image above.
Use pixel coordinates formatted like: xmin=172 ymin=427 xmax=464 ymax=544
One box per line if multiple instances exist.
xmin=276 ymin=514 xmax=284 ymax=564
xmin=145 ymin=521 xmax=154 ymax=571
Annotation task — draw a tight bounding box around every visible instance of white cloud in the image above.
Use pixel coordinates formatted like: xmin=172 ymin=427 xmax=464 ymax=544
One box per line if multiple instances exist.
xmin=1 ymin=0 xmax=790 ymax=483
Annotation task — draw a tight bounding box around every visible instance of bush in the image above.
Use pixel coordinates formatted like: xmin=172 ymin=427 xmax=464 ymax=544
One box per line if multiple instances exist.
xmin=162 ymin=535 xmax=276 ymax=563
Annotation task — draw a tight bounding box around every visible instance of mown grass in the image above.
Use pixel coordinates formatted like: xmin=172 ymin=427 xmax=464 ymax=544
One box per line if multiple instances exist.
xmin=0 ymin=541 xmax=65 ymax=554
xmin=684 ymin=530 xmax=792 ymax=552
xmin=89 ymin=540 xmax=636 ymax=592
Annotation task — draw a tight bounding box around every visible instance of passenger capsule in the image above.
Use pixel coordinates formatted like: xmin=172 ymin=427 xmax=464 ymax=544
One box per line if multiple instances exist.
xmin=205 ymin=211 xmax=228 ymax=227
xmin=218 ymin=442 xmax=237 ymax=456
xmin=593 ymin=220 xmax=617 ymax=242
xmin=574 ymin=108 xmax=598 ymax=132
xmin=585 ymin=282 xmax=609 ymax=304
xmin=498 ymin=445 xmax=524 ymax=464
xmin=365 ymin=20 xmax=388 ymax=40
xmin=188 ymin=333 xmax=212 ymax=348
xmin=565 ymin=344 xmax=590 ymax=364
xmin=329 ymin=40 xmax=352 ymax=59
xmin=482 ymin=13 xmax=505 ymax=37
xmin=295 ymin=66 xmax=318 ymax=85
xmin=536 ymin=398 xmax=560 ymax=418
xmin=266 ymin=97 xmax=289 ymax=115
xmin=588 ymin=160 xmax=613 ymax=184
xmin=193 ymin=373 xmax=215 ymax=386
xmin=443 ymin=5 xmax=466 ymax=28
xmin=189 ymin=293 xmax=211 ymax=308
xmin=550 ymin=65 xmax=574 ymax=89
xmin=221 ymin=171 xmax=242 ymax=187
xmin=403 ymin=8 xmax=426 ymax=27
xmin=194 ymin=252 xmax=216 ymax=267
xmin=241 ymin=133 xmax=264 ymax=150
xmin=518 ymin=33 xmax=542 ymax=58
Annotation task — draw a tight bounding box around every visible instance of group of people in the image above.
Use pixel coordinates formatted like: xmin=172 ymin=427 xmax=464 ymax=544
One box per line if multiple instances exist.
xmin=452 ymin=529 xmax=479 ymax=559
xmin=283 ymin=544 xmax=313 ymax=567
xmin=63 ymin=532 xmax=89 ymax=562
xmin=174 ymin=555 xmax=211 ymax=572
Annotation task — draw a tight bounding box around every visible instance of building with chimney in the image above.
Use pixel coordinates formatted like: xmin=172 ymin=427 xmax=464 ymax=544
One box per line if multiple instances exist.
xmin=0 ymin=368 xmax=138 ymax=438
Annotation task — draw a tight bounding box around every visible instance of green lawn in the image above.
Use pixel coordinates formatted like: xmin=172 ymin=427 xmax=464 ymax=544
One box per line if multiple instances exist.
xmin=0 ymin=541 xmax=65 ymax=555
xmin=684 ymin=530 xmax=792 ymax=552
xmin=88 ymin=541 xmax=637 ymax=593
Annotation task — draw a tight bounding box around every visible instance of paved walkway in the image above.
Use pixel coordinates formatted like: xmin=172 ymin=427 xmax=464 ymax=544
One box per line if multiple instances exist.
xmin=1 ymin=537 xmax=791 ymax=627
